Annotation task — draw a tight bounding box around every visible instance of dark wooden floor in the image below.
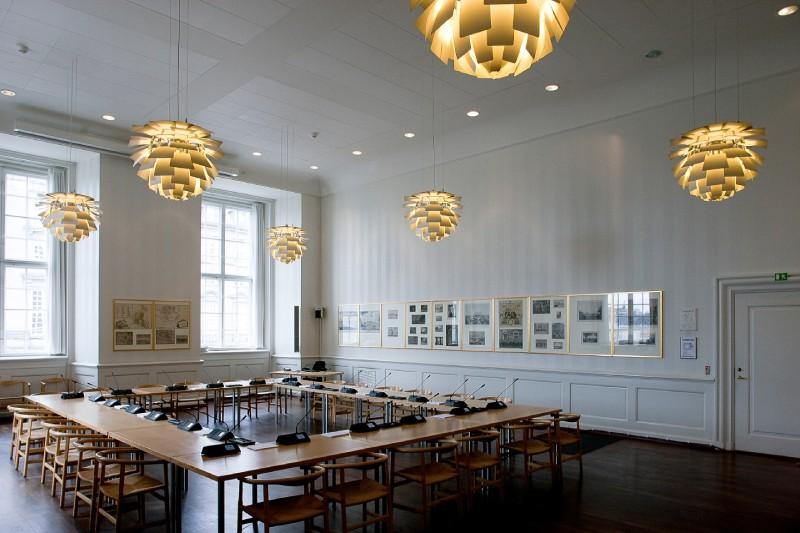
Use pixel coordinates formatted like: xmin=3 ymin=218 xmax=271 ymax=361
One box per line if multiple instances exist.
xmin=2 ymin=399 xmax=799 ymax=532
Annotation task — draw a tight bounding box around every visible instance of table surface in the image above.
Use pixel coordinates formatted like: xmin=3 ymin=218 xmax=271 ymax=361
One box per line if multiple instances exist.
xmin=270 ymin=370 xmax=344 ymax=378
xmin=27 ymin=393 xmax=559 ymax=482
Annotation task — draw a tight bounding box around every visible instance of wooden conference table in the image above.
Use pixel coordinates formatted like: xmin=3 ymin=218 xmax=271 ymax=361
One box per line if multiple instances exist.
xmin=270 ymin=369 xmax=345 ymax=381
xmin=28 ymin=389 xmax=560 ymax=533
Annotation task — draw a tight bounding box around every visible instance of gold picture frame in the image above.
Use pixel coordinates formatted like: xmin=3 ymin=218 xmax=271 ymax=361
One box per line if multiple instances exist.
xmin=112 ymin=299 xmax=154 ymax=351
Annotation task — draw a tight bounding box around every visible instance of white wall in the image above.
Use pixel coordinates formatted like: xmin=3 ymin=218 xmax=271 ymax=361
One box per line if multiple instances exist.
xmin=319 ymin=69 xmax=800 ymax=446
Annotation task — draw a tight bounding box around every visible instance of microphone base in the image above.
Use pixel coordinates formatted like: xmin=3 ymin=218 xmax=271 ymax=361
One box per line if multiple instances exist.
xmin=201 ymin=442 xmax=240 ymax=457
xmin=406 ymin=395 xmax=428 ymax=403
xmin=103 ymin=399 xmax=121 ymax=407
xmin=111 ymin=389 xmax=133 ymax=396
xmin=486 ymin=401 xmax=507 ymax=409
xmin=276 ymin=432 xmax=311 ymax=445
xmin=60 ymin=392 xmax=84 ymax=400
xmin=88 ymin=393 xmax=106 ymax=402
xmin=444 ymin=399 xmax=468 ymax=408
xmin=205 ymin=382 xmax=224 ymax=389
xmin=123 ymin=405 xmax=145 ymax=414
xmin=249 ymin=379 xmax=267 ymax=386
xmin=339 ymin=387 xmax=357 ymax=394
xmin=207 ymin=429 xmax=235 ymax=442
xmin=349 ymin=421 xmax=379 ymax=433
xmin=367 ymin=391 xmax=388 ymax=398
xmin=166 ymin=384 xmax=188 ymax=392
xmin=400 ymin=414 xmax=426 ymax=425
xmin=144 ymin=411 xmax=167 ymax=421
xmin=177 ymin=421 xmax=202 ymax=432
xmin=450 ymin=407 xmax=471 ymax=416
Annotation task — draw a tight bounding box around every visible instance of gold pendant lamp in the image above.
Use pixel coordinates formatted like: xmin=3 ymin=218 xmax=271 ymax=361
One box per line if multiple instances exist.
xmin=268 ymin=126 xmax=307 ymax=264
xmin=670 ymin=2 xmax=766 ymax=202
xmin=129 ymin=0 xmax=222 ymax=201
xmin=410 ymin=0 xmax=575 ymax=79
xmin=40 ymin=59 xmax=101 ymax=243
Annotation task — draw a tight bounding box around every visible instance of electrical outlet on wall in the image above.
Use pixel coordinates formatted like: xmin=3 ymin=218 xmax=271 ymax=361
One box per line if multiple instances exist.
xmin=704 ymin=364 xmax=711 ymax=376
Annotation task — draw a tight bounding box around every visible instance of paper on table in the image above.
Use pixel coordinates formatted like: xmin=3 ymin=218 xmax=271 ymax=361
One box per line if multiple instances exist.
xmin=431 ymin=413 xmax=454 ymax=419
xmin=321 ymin=429 xmax=350 ymax=438
xmin=250 ymin=441 xmax=279 ymax=450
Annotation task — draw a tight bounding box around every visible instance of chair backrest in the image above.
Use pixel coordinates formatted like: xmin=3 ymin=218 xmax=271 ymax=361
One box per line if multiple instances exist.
xmin=392 ymin=440 xmax=458 ymax=473
xmin=455 ymin=430 xmax=500 ymax=456
xmin=40 ymin=376 xmax=68 ymax=394
xmin=240 ymin=465 xmax=326 ymax=504
xmin=312 ymin=360 xmax=327 ymax=371
xmin=320 ymin=452 xmax=388 ymax=486
xmin=0 ymin=380 xmax=31 ymax=403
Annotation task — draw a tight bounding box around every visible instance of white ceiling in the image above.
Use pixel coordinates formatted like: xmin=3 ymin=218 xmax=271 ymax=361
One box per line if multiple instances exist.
xmin=0 ymin=0 xmax=797 ymax=195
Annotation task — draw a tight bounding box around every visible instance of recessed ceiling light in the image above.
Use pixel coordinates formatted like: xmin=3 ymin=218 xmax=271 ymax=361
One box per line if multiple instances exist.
xmin=310 ymin=165 xmax=319 ymax=170
xmin=1 ymin=89 xmax=16 ymax=97
xmin=352 ymin=150 xmax=363 ymax=156
xmin=252 ymin=151 xmax=262 ymax=156
xmin=645 ymin=49 xmax=663 ymax=59
xmin=404 ymin=132 xmax=416 ymax=138
xmin=778 ymin=4 xmax=798 ymax=16
xmin=544 ymin=84 xmax=559 ymax=92
xmin=101 ymin=114 xmax=116 ymax=121
xmin=466 ymin=110 xmax=480 ymax=117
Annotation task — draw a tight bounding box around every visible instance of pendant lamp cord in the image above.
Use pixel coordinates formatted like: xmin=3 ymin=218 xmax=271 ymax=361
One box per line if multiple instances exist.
xmin=431 ymin=57 xmax=436 ymax=191
xmin=713 ymin=0 xmax=717 ymax=122
xmin=177 ymin=0 xmax=181 ymax=121
xmin=690 ymin=0 xmax=695 ymax=126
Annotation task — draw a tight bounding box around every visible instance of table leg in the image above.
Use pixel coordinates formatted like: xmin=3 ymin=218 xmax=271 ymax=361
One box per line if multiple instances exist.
xmin=170 ymin=464 xmax=184 ymax=533
xmin=385 ymin=401 xmax=394 ymax=424
xmin=552 ymin=412 xmax=563 ymax=487
xmin=304 ymin=391 xmax=313 ymax=433
xmin=355 ymin=398 xmax=364 ymax=422
xmin=217 ymin=479 xmax=225 ymax=533
xmin=321 ymin=394 xmax=329 ymax=433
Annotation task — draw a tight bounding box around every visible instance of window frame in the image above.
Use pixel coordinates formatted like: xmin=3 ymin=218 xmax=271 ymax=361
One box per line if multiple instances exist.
xmin=0 ymin=164 xmax=52 ymax=356
xmin=200 ymin=192 xmax=271 ymax=351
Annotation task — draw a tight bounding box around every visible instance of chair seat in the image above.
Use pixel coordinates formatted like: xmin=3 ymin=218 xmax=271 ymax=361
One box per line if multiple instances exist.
xmin=55 ymin=449 xmax=86 ymax=465
xmin=322 ymin=479 xmax=389 ymax=506
xmin=77 ymin=463 xmax=132 ymax=482
xmin=242 ymin=494 xmax=325 ymax=526
xmin=99 ymin=474 xmax=164 ymax=499
xmin=455 ymin=452 xmax=500 ymax=471
xmin=395 ymin=462 xmax=458 ymax=485
xmin=20 ymin=428 xmax=47 ymax=440
xmin=553 ymin=433 xmax=580 ymax=446
xmin=502 ymin=439 xmax=551 ymax=455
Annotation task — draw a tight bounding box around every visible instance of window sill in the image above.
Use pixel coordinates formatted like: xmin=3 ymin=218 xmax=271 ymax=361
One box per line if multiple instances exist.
xmin=0 ymin=354 xmax=67 ymax=362
xmin=201 ymin=349 xmax=269 ymax=355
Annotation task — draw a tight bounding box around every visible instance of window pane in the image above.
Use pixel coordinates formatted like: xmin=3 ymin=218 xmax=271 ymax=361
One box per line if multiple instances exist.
xmin=200 ymin=277 xmax=222 ymax=348
xmin=223 ymin=279 xmax=253 ymax=348
xmin=4 ymin=174 xmax=49 ymax=262
xmin=224 ymin=206 xmax=252 ymax=277
xmin=3 ymin=266 xmax=48 ymax=354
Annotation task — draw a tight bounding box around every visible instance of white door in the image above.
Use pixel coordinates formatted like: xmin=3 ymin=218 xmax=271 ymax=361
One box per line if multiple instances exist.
xmin=733 ymin=289 xmax=800 ymax=457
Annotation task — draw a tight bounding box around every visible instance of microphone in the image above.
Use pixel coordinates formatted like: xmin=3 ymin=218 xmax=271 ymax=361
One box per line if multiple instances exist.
xmin=368 ymin=372 xmax=392 ymax=398
xmin=444 ymin=378 xmax=469 ymax=407
xmin=81 ymin=381 xmax=106 ymax=402
xmin=467 ymin=383 xmax=486 ymax=398
xmin=486 ymin=378 xmax=519 ymax=409
xmin=245 ymin=364 xmax=267 ymax=385
xmin=110 ymin=371 xmax=133 ymax=396
xmin=407 ymin=373 xmax=432 ymax=403
xmin=59 ymin=374 xmax=84 ymax=399
xmin=276 ymin=408 xmax=313 ymax=445
xmin=164 ymin=371 xmax=188 ymax=391
xmin=201 ymin=368 xmax=224 ymax=389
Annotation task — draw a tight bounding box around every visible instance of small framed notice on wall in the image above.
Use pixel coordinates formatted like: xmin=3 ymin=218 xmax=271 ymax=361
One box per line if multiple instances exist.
xmin=680 ymin=337 xmax=697 ymax=359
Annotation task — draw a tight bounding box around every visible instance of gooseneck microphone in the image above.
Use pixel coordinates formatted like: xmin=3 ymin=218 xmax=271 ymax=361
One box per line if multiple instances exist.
xmin=164 ymin=371 xmax=188 ymax=391
xmin=486 ymin=378 xmax=519 ymax=409
xmin=110 ymin=371 xmax=133 ymax=396
xmin=368 ymin=372 xmax=392 ymax=398
xmin=408 ymin=373 xmax=432 ymax=403
xmin=444 ymin=378 xmax=469 ymax=407
xmin=468 ymin=383 xmax=486 ymax=398
xmin=276 ymin=407 xmax=313 ymax=445
xmin=202 ymin=368 xmax=224 ymax=389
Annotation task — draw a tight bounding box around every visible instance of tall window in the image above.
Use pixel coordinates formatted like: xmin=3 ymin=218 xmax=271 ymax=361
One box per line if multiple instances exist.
xmin=201 ymin=196 xmax=268 ymax=350
xmin=0 ymin=167 xmax=50 ymax=355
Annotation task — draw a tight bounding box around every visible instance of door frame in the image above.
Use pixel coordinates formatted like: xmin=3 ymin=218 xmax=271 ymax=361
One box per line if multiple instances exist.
xmin=716 ymin=273 xmax=800 ymax=451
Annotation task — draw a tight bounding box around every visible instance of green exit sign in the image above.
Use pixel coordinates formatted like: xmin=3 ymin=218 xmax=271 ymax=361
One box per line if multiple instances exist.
xmin=775 ymin=272 xmax=789 ymax=282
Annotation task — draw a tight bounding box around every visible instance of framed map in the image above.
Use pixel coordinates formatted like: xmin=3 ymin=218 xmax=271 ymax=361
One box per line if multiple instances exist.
xmin=154 ymin=300 xmax=191 ymax=350
xmin=113 ymin=299 xmax=153 ymax=351
xmin=338 ymin=304 xmax=359 ymax=346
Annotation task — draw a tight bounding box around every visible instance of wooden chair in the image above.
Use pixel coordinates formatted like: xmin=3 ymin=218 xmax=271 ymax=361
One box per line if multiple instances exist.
xmin=172 ymin=381 xmax=211 ymax=421
xmin=47 ymin=426 xmax=104 ymax=508
xmin=93 ymin=447 xmax=171 ymax=532
xmin=319 ymin=452 xmax=392 ymax=532
xmin=7 ymin=404 xmax=51 ymax=460
xmin=135 ymin=384 xmax=168 ymax=412
xmin=548 ymin=413 xmax=583 ymax=475
xmin=390 ymin=440 xmax=460 ymax=529
xmin=40 ymin=376 xmax=68 ymax=394
xmin=499 ymin=420 xmax=555 ymax=483
xmin=237 ymin=465 xmax=329 ymax=532
xmin=40 ymin=419 xmax=83 ymax=485
xmin=72 ymin=436 xmax=127 ymax=532
xmin=0 ymin=379 xmax=31 ymax=415
xmin=250 ymin=382 xmax=283 ymax=417
xmin=14 ymin=411 xmax=63 ymax=477
xmin=452 ymin=430 xmax=503 ymax=508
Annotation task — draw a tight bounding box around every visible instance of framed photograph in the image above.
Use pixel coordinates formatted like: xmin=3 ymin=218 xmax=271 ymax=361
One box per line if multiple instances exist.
xmin=495 ymin=297 xmax=529 ymax=352
xmin=406 ymin=301 xmax=431 ymax=349
xmin=113 ymin=299 xmax=153 ymax=351
xmin=433 ymin=300 xmax=460 ymax=350
xmin=358 ymin=303 xmax=381 ymax=347
xmin=569 ymin=294 xmax=611 ymax=355
xmin=612 ymin=291 xmax=663 ymax=357
xmin=529 ymin=296 xmax=568 ymax=354
xmin=462 ymin=299 xmax=493 ymax=351
xmin=153 ymin=300 xmax=191 ymax=350
xmin=381 ymin=303 xmax=405 ymax=348
xmin=337 ymin=304 xmax=359 ymax=347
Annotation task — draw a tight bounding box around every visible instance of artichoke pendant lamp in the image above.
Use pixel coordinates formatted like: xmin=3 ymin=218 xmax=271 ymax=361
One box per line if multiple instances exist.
xmin=410 ymin=0 xmax=575 ymax=80
xmin=670 ymin=5 xmax=766 ymax=202
xmin=404 ymin=75 xmax=462 ymax=242
xmin=129 ymin=0 xmax=223 ymax=201
xmin=268 ymin=126 xmax=307 ymax=264
xmin=40 ymin=59 xmax=101 ymax=243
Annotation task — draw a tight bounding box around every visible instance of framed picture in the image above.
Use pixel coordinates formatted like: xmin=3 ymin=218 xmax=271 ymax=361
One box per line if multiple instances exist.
xmin=612 ymin=291 xmax=663 ymax=357
xmin=406 ymin=302 xmax=431 ymax=349
xmin=494 ymin=297 xmax=529 ymax=352
xmin=432 ymin=300 xmax=460 ymax=350
xmin=529 ymin=295 xmax=568 ymax=354
xmin=461 ymin=299 xmax=493 ymax=351
xmin=358 ymin=303 xmax=381 ymax=347
xmin=568 ymin=294 xmax=611 ymax=355
xmin=153 ymin=300 xmax=191 ymax=350
xmin=337 ymin=304 xmax=359 ymax=347
xmin=381 ymin=303 xmax=405 ymax=348
xmin=113 ymin=299 xmax=153 ymax=351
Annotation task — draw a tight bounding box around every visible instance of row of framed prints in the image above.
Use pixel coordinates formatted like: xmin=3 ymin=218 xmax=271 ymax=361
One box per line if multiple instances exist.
xmin=338 ymin=291 xmax=663 ymax=358
xmin=112 ymin=299 xmax=191 ymax=351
